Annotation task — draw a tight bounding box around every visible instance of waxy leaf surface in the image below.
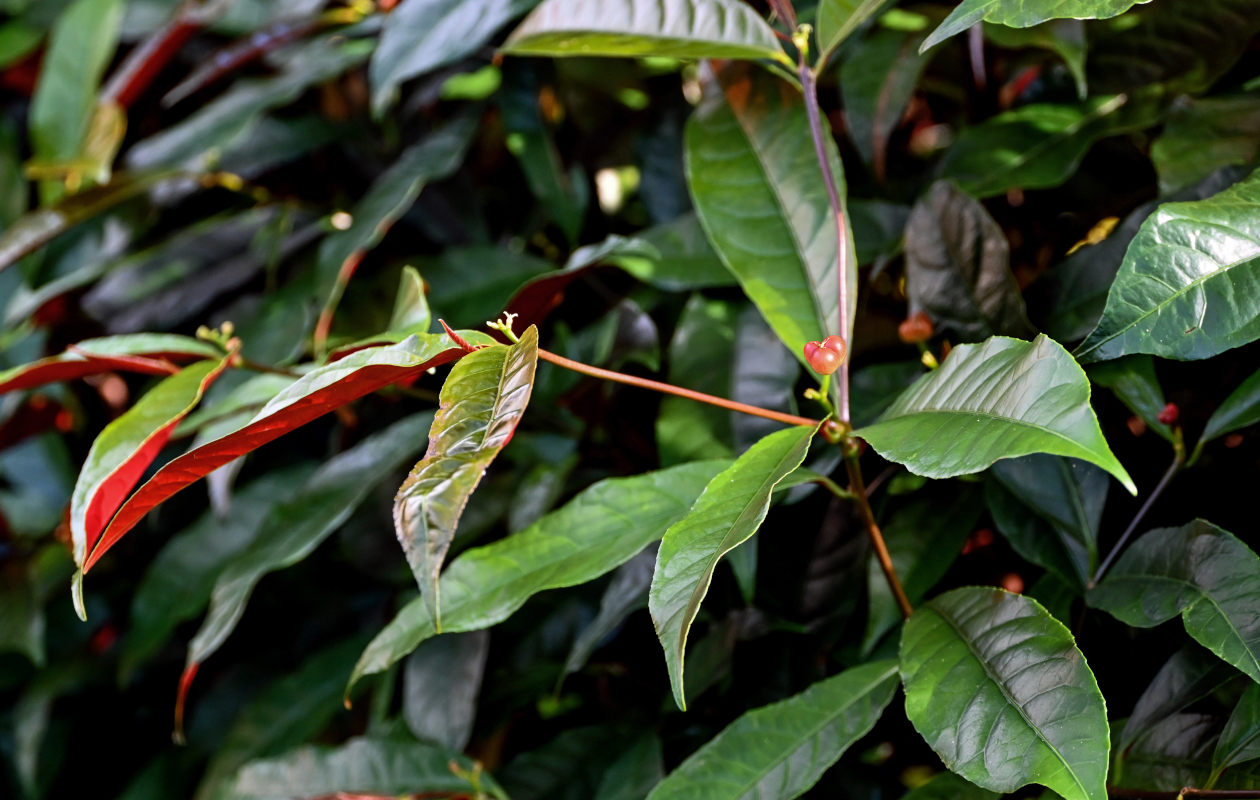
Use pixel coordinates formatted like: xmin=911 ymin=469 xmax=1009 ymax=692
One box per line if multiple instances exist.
xmin=900 ymin=587 xmax=1109 ymax=800
xmin=922 ymin=0 xmax=1147 ymax=53
xmin=1089 ymin=520 xmax=1260 ymax=683
xmin=0 ymin=334 xmax=220 ymax=395
xmin=650 ymin=424 xmax=815 ymax=709
xmin=855 ymin=335 xmax=1134 ymax=492
xmin=645 ymin=660 xmax=898 ymax=799
xmin=349 ymin=460 xmax=728 ymax=693
xmin=815 ymin=0 xmax=894 ymax=65
xmin=395 ymin=328 xmax=537 ymax=629
xmin=503 ymin=0 xmax=783 ymax=61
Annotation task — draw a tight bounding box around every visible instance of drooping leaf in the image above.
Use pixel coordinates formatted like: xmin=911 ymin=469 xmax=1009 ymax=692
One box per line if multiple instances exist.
xmin=503 ymin=0 xmax=784 ymax=61
xmin=900 ymin=587 xmax=1110 ymax=800
xmin=403 ymin=630 xmax=490 ymax=751
xmin=1212 ymin=682 xmax=1260 ymax=782
xmin=71 ymin=356 xmax=232 ymax=578
xmin=0 ymin=333 xmax=220 ymax=395
xmin=1087 ymin=356 xmax=1174 ymax=442
xmin=920 ymin=0 xmax=1147 ymax=53
xmin=370 ymin=0 xmax=537 ymax=113
xmin=686 ymin=62 xmax=856 ymax=386
xmin=854 ymin=334 xmax=1135 ymax=493
xmin=840 ymin=25 xmax=929 ymax=181
xmin=903 ymin=181 xmax=1033 ymax=342
xmin=815 ymin=0 xmax=894 ymax=66
xmin=1076 ymin=167 xmax=1260 ymax=363
xmin=185 ymin=412 xmax=434 ymax=670
xmin=562 ymin=547 xmax=655 ymax=680
xmin=1121 ymin=644 xmax=1240 ymax=752
xmin=983 ymin=19 xmax=1086 ymax=98
xmin=1113 ymin=713 xmax=1217 ymax=792
xmin=1202 ymin=364 xmax=1260 ymax=445
xmin=81 ymin=331 xmax=492 ymax=573
xmin=645 ymin=660 xmax=899 ymax=799
xmin=1152 ymin=95 xmax=1260 ymax=195
xmin=395 ymin=327 xmax=538 ymax=629
xmin=1089 ymin=520 xmax=1260 ymax=684
xmin=650 ymin=424 xmax=815 ymax=709
xmin=348 ymin=460 xmax=728 ymax=694
xmin=221 ymin=736 xmax=506 ymax=800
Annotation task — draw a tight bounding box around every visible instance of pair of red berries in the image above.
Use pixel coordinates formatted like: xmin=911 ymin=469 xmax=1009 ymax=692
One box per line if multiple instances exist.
xmin=803 ymin=335 xmax=847 ymax=375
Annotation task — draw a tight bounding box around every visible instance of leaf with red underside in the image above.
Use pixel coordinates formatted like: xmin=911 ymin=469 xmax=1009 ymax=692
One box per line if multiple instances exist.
xmin=0 ymin=334 xmax=222 ymax=395
xmin=395 ymin=326 xmax=538 ymax=631
xmin=81 ymin=331 xmax=493 ymax=576
xmin=70 ymin=355 xmax=234 ymax=614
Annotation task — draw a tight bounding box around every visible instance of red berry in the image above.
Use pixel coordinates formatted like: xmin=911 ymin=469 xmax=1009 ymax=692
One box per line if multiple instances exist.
xmin=1157 ymin=402 xmax=1180 ymax=425
xmin=807 ymin=346 xmax=842 ymax=375
xmin=820 ymin=335 xmax=847 ymax=360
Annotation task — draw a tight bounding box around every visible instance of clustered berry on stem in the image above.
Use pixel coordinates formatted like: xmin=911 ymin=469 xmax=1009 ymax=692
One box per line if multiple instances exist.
xmin=803 ymin=334 xmax=847 ymax=375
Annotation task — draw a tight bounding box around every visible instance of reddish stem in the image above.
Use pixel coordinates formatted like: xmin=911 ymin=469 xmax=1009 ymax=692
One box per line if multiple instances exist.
xmin=844 ymin=458 xmax=913 ymax=618
xmin=102 ymin=18 xmax=202 ymax=108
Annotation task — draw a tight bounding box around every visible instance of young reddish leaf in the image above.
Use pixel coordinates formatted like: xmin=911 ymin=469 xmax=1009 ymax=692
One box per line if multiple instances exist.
xmin=71 ymin=355 xmax=234 ymax=582
xmin=395 ymin=326 xmax=539 ymax=630
xmin=82 ymin=332 xmax=491 ymax=574
xmin=0 ymin=334 xmax=221 ymax=395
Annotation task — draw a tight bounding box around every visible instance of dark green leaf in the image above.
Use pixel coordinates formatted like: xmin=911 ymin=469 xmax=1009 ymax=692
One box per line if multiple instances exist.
xmin=855 ymin=335 xmax=1135 ymax=492
xmin=1202 ymin=364 xmax=1260 ymax=444
xmin=348 ymin=460 xmax=728 ymax=693
xmin=1113 ymin=713 xmax=1217 ymax=792
xmin=645 ymin=660 xmax=899 ymax=799
xmin=686 ymin=63 xmax=856 ymax=381
xmin=395 ymin=327 xmax=538 ymax=629
xmin=1087 ymin=356 xmax=1174 ymax=442
xmin=900 ymin=587 xmax=1109 ymax=800
xmin=904 ymin=181 xmax=1033 ymax=342
xmin=1076 ymin=167 xmax=1260 ymax=363
xmin=849 ymin=361 xmax=923 ymax=428
xmin=503 ymin=0 xmax=784 ymax=61
xmin=563 ymin=548 xmax=654 ymax=680
xmin=423 ymin=246 xmax=555 ymax=327
xmin=657 ymin=295 xmax=737 ymax=465
xmin=611 ymin=213 xmax=735 ymax=290
xmin=896 ymin=772 xmax=1000 ymax=800
xmin=840 ymin=26 xmax=928 ymax=180
xmin=1089 ymin=520 xmax=1260 ymax=684
xmin=186 ymin=412 xmax=435 ymax=668
xmin=1213 ymin=682 xmax=1260 ymax=780
xmin=983 ymin=19 xmax=1086 ymax=98
xmin=816 ymin=0 xmax=894 ymax=66
xmin=1152 ymin=95 xmax=1260 ymax=195
xmin=650 ymin=424 xmax=816 ymax=709
xmin=921 ymin=0 xmax=1146 ymax=53
xmin=502 ymin=725 xmax=627 ymax=800
xmin=1121 ymin=644 xmax=1240 ymax=752
xmin=596 ymin=732 xmax=663 ymax=800
xmin=730 ymin=305 xmax=802 ymax=450
xmin=403 ymin=630 xmax=489 ymax=751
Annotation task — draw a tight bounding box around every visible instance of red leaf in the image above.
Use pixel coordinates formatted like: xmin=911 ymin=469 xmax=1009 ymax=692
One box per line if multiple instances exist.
xmin=0 ymin=334 xmax=221 ymax=395
xmin=81 ymin=333 xmax=488 ymax=572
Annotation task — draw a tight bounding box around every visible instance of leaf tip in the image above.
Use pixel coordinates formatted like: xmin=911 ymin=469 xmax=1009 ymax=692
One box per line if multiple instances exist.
xmin=71 ymin=570 xmax=87 ymax=622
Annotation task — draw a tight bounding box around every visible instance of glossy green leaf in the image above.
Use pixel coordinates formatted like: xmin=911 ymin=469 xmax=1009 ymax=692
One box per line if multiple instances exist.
xmin=1077 ymin=167 xmax=1260 ymax=363
xmin=0 ymin=333 xmax=220 ymax=395
xmin=395 ymin=327 xmax=538 ymax=630
xmin=1113 ymin=713 xmax=1216 ymax=792
xmin=897 ymin=772 xmax=1000 ymax=800
xmin=984 ymin=19 xmax=1086 ymax=98
xmin=370 ymin=0 xmax=537 ymax=113
xmin=1212 ymin=682 xmax=1260 ymax=781
xmin=185 ymin=412 xmax=434 ymax=669
xmin=610 ymin=213 xmax=735 ymax=290
xmin=222 ymin=736 xmax=505 ymax=800
xmin=686 ymin=63 xmax=857 ymax=384
xmin=657 ymin=296 xmax=737 ymax=465
xmin=1152 ymin=95 xmax=1260 ymax=195
xmin=1121 ymin=644 xmax=1240 ymax=752
xmin=1202 ymin=364 xmax=1260 ymax=444
xmin=921 ymin=0 xmax=1146 ymax=53
xmin=348 ymin=460 xmax=728 ymax=693
xmin=650 ymin=424 xmax=815 ymax=709
xmin=840 ymin=26 xmax=929 ymax=180
xmin=645 ymin=659 xmax=899 ymax=799
xmin=403 ymin=630 xmax=489 ymax=751
xmin=1089 ymin=520 xmax=1260 ymax=684
xmin=423 ymin=246 xmax=555 ymax=327
xmin=900 ymin=587 xmax=1109 ymax=800
xmin=816 ymin=0 xmax=893 ymax=65
xmin=70 ymin=357 xmax=231 ymax=576
xmin=563 ymin=548 xmax=654 ymax=680
xmin=501 ymin=724 xmax=628 ymax=800
xmin=904 ymin=181 xmax=1033 ymax=342
xmin=503 ymin=0 xmax=784 ymax=61
xmin=1087 ymin=356 xmax=1174 ymax=442
xmin=855 ymin=335 xmax=1135 ymax=493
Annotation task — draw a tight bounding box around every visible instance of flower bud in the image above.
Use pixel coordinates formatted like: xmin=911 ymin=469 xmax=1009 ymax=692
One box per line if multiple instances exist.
xmin=898 ymin=311 xmax=934 ymax=344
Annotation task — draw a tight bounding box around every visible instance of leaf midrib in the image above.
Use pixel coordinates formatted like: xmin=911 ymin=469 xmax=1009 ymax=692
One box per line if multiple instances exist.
xmin=867 ymin=407 xmax=1094 ymax=459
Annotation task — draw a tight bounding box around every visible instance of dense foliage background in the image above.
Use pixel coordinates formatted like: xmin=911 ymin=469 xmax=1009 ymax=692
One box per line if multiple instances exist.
xmin=4 ymin=0 xmax=1260 ymax=798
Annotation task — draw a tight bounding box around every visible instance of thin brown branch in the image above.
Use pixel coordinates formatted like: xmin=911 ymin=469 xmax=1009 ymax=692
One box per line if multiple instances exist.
xmin=536 ymin=348 xmax=822 ymax=429
xmin=1091 ymin=447 xmax=1183 ymax=587
xmin=843 ymin=457 xmax=913 ymax=618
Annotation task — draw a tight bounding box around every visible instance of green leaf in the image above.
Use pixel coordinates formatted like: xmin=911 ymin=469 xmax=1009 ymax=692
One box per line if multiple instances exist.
xmin=1152 ymin=95 xmax=1260 ymax=195
xmin=610 ymin=213 xmax=736 ymax=290
xmin=1089 ymin=520 xmax=1260 ymax=684
xmin=921 ymin=0 xmax=1147 ymax=53
xmin=1113 ymin=713 xmax=1217 ymax=792
xmin=348 ymin=460 xmax=728 ymax=693
xmin=1202 ymin=364 xmax=1260 ymax=444
xmin=395 ymin=327 xmax=538 ymax=630
xmin=983 ymin=19 xmax=1086 ymax=98
xmin=185 ymin=412 xmax=435 ymax=669
xmin=222 ymin=736 xmax=505 ymax=800
xmin=423 ymin=246 xmax=555 ymax=327
xmin=686 ymin=63 xmax=857 ymax=381
xmin=1087 ymin=356 xmax=1174 ymax=442
xmin=816 ymin=0 xmax=894 ymax=66
xmin=904 ymin=181 xmax=1033 ymax=342
xmin=657 ymin=296 xmax=737 ymax=465
xmin=1121 ymin=644 xmax=1240 ymax=752
xmin=840 ymin=26 xmax=929 ymax=180
xmin=854 ymin=334 xmax=1135 ymax=493
xmin=1076 ymin=167 xmax=1260 ymax=363
xmin=563 ymin=548 xmax=654 ymax=681
xmin=645 ymin=660 xmax=899 ymax=799
xmin=0 ymin=333 xmax=220 ymax=394
xmin=650 ymin=424 xmax=816 ymax=709
xmin=596 ymin=732 xmax=664 ymax=800
xmin=899 ymin=587 xmax=1110 ymax=800
xmin=896 ymin=772 xmax=1000 ymax=800
xmin=402 ymin=630 xmax=489 ymax=751
xmin=503 ymin=0 xmax=784 ymax=61
xmin=370 ymin=0 xmax=537 ymax=113
xmin=1212 ymin=682 xmax=1260 ymax=781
